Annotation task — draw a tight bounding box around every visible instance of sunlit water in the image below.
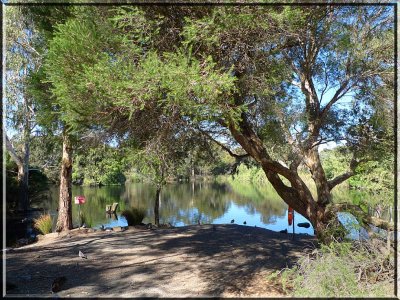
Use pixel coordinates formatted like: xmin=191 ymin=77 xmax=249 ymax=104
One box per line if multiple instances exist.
xmin=35 ymin=181 xmax=315 ymax=236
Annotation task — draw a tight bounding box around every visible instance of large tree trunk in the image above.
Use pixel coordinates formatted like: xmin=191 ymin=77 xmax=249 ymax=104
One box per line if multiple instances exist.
xmin=154 ymin=186 xmax=161 ymax=226
xmin=227 ymin=114 xmax=338 ymax=241
xmin=56 ymin=132 xmax=73 ymax=232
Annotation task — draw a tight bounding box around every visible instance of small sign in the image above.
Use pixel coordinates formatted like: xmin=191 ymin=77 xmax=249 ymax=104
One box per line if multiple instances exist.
xmin=74 ymin=195 xmax=86 ymax=204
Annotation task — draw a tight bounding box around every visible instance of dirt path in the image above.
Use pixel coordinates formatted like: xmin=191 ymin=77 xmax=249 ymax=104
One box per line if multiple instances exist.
xmin=5 ymin=224 xmax=317 ymax=297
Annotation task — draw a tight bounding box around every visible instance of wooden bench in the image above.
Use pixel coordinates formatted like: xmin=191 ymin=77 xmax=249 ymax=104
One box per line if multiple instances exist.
xmin=106 ymin=202 xmax=119 ymax=213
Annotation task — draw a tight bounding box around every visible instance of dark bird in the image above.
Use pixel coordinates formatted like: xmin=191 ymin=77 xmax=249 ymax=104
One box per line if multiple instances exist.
xmin=297 ymin=222 xmax=311 ymax=228
xmin=78 ymin=250 xmax=87 ymax=259
xmin=212 ymin=225 xmax=216 ymax=231
xmin=230 ymin=219 xmax=234 ymax=224
xmin=100 ymin=224 xmax=105 ymax=231
xmin=6 ymin=282 xmax=17 ymax=291
xmin=197 ymin=219 xmax=201 ymax=225
xmin=51 ymin=276 xmax=67 ymax=293
xmin=279 ymin=229 xmax=288 ymax=234
xmin=243 ymin=221 xmax=247 ymax=225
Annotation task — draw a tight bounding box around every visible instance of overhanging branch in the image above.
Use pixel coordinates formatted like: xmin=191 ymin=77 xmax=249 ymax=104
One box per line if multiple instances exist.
xmin=331 ymin=203 xmax=394 ymax=232
xmin=328 ymin=157 xmax=361 ymax=190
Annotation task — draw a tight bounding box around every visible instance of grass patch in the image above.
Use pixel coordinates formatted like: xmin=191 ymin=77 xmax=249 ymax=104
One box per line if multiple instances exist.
xmin=121 ymin=207 xmax=146 ymax=226
xmin=272 ymin=239 xmax=394 ymax=297
xmin=33 ymin=214 xmax=53 ymax=234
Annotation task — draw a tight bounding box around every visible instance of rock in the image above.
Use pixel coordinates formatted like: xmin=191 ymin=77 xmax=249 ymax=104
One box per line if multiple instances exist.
xmin=87 ymin=228 xmax=95 ymax=233
xmin=297 ymin=222 xmax=311 ymax=228
xmin=16 ymin=238 xmax=29 ymax=246
xmin=112 ymin=226 xmax=124 ymax=232
xmin=279 ymin=229 xmax=288 ymax=234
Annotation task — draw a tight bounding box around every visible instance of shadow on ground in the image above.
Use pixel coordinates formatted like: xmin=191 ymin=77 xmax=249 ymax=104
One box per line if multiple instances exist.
xmin=5 ymin=224 xmax=317 ymax=297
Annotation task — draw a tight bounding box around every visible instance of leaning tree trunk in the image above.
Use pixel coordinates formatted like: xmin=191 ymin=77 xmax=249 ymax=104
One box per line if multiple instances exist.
xmin=227 ymin=115 xmax=341 ymax=242
xmin=6 ymin=134 xmax=29 ymax=212
xmin=56 ymin=132 xmax=73 ymax=232
xmin=154 ymin=186 xmax=161 ymax=226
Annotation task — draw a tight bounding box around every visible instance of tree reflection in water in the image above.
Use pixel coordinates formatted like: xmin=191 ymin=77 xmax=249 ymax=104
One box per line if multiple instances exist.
xmin=39 ymin=181 xmax=288 ymax=230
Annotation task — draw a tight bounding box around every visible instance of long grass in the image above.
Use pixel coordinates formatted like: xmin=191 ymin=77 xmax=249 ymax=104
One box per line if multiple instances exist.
xmin=271 ymin=239 xmax=394 ymax=297
xmin=33 ymin=214 xmax=53 ymax=234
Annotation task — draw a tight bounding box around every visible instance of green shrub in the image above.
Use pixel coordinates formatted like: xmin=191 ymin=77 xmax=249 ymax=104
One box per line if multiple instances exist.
xmin=33 ymin=214 xmax=53 ymax=234
xmin=121 ymin=207 xmax=146 ymax=226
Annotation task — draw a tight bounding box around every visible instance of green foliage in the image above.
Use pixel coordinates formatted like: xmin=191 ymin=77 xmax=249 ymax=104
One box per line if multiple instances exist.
xmin=121 ymin=207 xmax=146 ymax=226
xmin=33 ymin=214 xmax=53 ymax=234
xmin=321 ymin=147 xmax=394 ymax=208
xmin=279 ymin=240 xmax=394 ymax=297
xmin=73 ymin=145 xmax=127 ymax=186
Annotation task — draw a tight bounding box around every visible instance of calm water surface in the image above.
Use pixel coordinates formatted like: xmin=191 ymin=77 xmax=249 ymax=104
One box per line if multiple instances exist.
xmin=37 ymin=181 xmax=315 ymax=235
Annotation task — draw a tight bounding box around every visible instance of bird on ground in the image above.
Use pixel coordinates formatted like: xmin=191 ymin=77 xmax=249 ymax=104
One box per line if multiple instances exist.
xmin=197 ymin=219 xmax=201 ymax=225
xmin=51 ymin=276 xmax=67 ymax=293
xmin=279 ymin=229 xmax=288 ymax=234
xmin=243 ymin=221 xmax=247 ymax=225
xmin=78 ymin=250 xmax=87 ymax=259
xmin=212 ymin=225 xmax=216 ymax=231
xmin=230 ymin=219 xmax=234 ymax=224
xmin=100 ymin=224 xmax=105 ymax=231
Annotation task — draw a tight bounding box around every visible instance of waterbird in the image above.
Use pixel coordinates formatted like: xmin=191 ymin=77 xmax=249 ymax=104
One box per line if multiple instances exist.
xmin=212 ymin=225 xmax=216 ymax=231
xmin=230 ymin=219 xmax=234 ymax=224
xmin=100 ymin=224 xmax=105 ymax=231
xmin=51 ymin=276 xmax=67 ymax=293
xmin=279 ymin=229 xmax=288 ymax=234
xmin=297 ymin=222 xmax=311 ymax=228
xmin=78 ymin=250 xmax=87 ymax=259
xmin=243 ymin=221 xmax=247 ymax=225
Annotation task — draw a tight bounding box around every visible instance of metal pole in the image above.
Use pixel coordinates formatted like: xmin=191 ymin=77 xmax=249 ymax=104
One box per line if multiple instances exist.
xmin=292 ymin=211 xmax=295 ymax=240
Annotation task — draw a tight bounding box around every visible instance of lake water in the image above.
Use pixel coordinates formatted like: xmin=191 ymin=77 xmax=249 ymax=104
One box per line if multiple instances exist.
xmin=37 ymin=181 xmax=315 ymax=235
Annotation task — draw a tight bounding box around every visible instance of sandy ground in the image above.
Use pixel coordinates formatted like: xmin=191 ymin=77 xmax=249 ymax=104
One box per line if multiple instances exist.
xmin=5 ymin=224 xmax=317 ymax=297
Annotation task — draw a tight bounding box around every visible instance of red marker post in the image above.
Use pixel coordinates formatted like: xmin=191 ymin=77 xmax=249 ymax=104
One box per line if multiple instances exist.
xmin=288 ymin=207 xmax=295 ymax=240
xmin=74 ymin=196 xmax=86 ymax=227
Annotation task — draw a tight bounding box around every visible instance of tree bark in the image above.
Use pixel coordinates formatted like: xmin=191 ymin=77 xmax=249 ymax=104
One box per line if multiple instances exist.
xmin=154 ymin=186 xmax=161 ymax=226
xmin=6 ymin=134 xmax=29 ymax=212
xmin=56 ymin=132 xmax=73 ymax=232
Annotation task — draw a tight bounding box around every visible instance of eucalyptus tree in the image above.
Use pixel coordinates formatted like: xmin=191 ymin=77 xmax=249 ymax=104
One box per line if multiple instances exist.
xmin=5 ymin=6 xmax=44 ymax=211
xmin=40 ymin=5 xmax=394 ymax=240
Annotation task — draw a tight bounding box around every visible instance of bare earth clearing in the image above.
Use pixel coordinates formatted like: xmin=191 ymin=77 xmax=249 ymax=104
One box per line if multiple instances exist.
xmin=6 ymin=224 xmax=316 ymax=297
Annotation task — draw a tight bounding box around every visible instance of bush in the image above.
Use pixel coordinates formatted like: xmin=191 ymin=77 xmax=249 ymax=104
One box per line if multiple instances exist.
xmin=33 ymin=214 xmax=53 ymax=234
xmin=274 ymin=239 xmax=394 ymax=297
xmin=121 ymin=207 xmax=146 ymax=226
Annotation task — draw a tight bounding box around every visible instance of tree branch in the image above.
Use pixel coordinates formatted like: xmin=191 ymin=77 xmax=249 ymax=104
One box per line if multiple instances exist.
xmin=5 ymin=134 xmax=23 ymax=168
xmin=197 ymin=128 xmax=249 ymax=159
xmin=328 ymin=156 xmax=360 ymax=190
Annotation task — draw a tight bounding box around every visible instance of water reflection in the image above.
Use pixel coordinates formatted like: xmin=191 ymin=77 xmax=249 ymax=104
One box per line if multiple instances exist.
xmin=36 ymin=181 xmax=314 ymax=235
